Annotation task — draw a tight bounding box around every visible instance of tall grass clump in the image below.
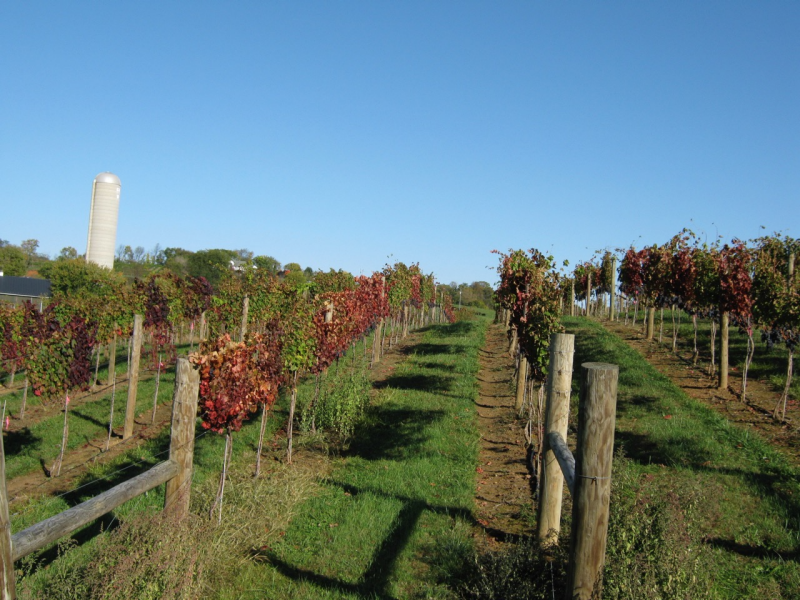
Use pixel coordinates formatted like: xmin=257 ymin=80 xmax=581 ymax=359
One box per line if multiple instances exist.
xmin=300 ymin=364 xmax=371 ymax=440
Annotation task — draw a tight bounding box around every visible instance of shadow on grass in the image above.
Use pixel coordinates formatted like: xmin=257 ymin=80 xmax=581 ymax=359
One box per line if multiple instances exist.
xmin=373 ymin=373 xmax=454 ymax=394
xmin=69 ymin=406 xmax=113 ymax=430
xmin=703 ymin=537 xmax=799 ymax=561
xmin=414 ymin=361 xmax=454 ymax=371
xmin=441 ymin=320 xmax=477 ymax=335
xmin=400 ymin=343 xmax=468 ymax=357
xmin=346 ymin=406 xmax=446 ymax=461
xmin=3 ymin=427 xmax=40 ymax=458
xmin=614 ymin=429 xmax=707 ymax=468
xmin=257 ymin=478 xmax=503 ymax=600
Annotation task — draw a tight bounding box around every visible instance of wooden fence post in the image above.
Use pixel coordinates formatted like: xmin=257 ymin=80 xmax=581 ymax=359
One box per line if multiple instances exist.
xmin=508 ymin=327 xmax=518 ymax=356
xmin=123 ymin=314 xmax=143 ymax=440
xmin=537 ymin=333 xmax=575 ymax=546
xmin=609 ymin=257 xmax=617 ymax=322
xmin=239 ymin=296 xmax=249 ymax=342
xmin=645 ymin=306 xmax=655 ymax=340
xmin=514 ymin=354 xmax=528 ymax=412
xmin=719 ymin=311 xmax=729 ymax=390
xmin=0 ymin=430 xmax=17 ymax=599
xmin=567 ymin=362 xmax=619 ymax=600
xmin=570 ymin=281 xmax=575 ymax=317
xmin=164 ymin=358 xmax=201 ymax=519
xmin=108 ymin=330 xmax=117 ymax=386
xmin=585 ymin=274 xmax=592 ymax=316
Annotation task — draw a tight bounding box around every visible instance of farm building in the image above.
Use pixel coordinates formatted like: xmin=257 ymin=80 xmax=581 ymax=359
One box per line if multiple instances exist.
xmin=0 ymin=274 xmax=51 ymax=307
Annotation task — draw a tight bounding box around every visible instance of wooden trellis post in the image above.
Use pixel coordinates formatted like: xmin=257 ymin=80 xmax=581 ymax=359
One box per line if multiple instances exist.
xmin=124 ymin=314 xmax=144 ymax=440
xmin=537 ymin=333 xmax=575 ymax=545
xmin=239 ymin=296 xmax=249 ymax=342
xmin=0 ymin=428 xmax=16 ymax=599
xmin=567 ymin=362 xmax=619 ymax=599
xmin=164 ymin=358 xmax=201 ymax=518
xmin=609 ymin=256 xmax=617 ymax=321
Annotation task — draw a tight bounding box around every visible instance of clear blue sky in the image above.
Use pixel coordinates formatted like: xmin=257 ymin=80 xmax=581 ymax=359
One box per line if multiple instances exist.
xmin=2 ymin=2 xmax=798 ymax=285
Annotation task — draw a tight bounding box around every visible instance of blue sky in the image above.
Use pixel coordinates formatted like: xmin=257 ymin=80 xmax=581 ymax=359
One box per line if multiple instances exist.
xmin=2 ymin=2 xmax=798 ymax=285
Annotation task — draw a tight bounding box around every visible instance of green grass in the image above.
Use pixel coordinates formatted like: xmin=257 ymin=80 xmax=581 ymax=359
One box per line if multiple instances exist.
xmin=12 ymin=316 xmax=489 ymax=599
xmin=564 ymin=316 xmax=800 ymax=598
xmin=12 ymin=310 xmax=800 ymax=599
xmin=2 ymin=343 xmax=183 ymax=481
xmin=219 ymin=315 xmax=489 ymax=599
xmin=619 ymin=306 xmax=798 ymax=401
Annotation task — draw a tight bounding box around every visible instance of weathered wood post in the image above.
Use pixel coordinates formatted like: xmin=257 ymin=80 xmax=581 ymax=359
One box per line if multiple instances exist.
xmin=373 ymin=276 xmax=386 ymax=364
xmin=609 ymin=257 xmax=617 ymax=322
xmin=108 ymin=330 xmax=117 ymax=386
xmin=239 ymin=296 xmax=249 ymax=342
xmin=324 ymin=301 xmax=334 ymax=324
xmin=164 ymin=358 xmax=201 ymax=519
xmin=567 ymin=362 xmax=619 ymax=600
xmin=0 ymin=428 xmax=17 ymax=599
xmin=123 ymin=314 xmax=144 ymax=440
xmin=508 ymin=327 xmax=518 ymax=356
xmin=585 ymin=273 xmax=592 ymax=316
xmin=537 ymin=333 xmax=575 ymax=546
xmin=514 ymin=354 xmax=528 ymax=412
xmin=199 ymin=310 xmax=207 ymax=340
xmin=719 ymin=311 xmax=729 ymax=390
xmin=645 ymin=306 xmax=655 ymax=340
xmin=570 ymin=280 xmax=575 ymax=317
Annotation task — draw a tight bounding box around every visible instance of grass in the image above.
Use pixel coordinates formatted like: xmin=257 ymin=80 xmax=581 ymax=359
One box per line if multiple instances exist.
xmin=2 ymin=342 xmax=183 ymax=481
xmin=216 ymin=315 xmax=489 ymax=599
xmin=619 ymin=305 xmax=798 ymax=401
xmin=563 ymin=316 xmax=800 ymax=598
xmin=17 ymin=308 xmax=796 ymax=598
xmin=11 ymin=314 xmax=490 ymax=599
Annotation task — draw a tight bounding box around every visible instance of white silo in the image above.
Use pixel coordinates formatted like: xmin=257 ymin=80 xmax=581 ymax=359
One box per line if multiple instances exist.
xmin=85 ymin=172 xmax=121 ymax=269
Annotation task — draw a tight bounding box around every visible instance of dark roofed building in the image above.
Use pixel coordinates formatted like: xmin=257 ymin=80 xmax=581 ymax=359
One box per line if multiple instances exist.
xmin=0 ymin=275 xmax=51 ymax=306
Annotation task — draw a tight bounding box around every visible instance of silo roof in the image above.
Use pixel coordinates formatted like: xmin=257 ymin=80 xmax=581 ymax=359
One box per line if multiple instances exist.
xmin=94 ymin=172 xmax=121 ymax=185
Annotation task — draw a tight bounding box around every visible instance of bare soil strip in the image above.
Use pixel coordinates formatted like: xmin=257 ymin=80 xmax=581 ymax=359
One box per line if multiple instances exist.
xmin=473 ymin=322 xmax=533 ymax=541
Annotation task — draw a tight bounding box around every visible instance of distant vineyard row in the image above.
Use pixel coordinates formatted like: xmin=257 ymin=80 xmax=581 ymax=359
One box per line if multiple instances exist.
xmin=494 ymin=231 xmax=798 ymax=419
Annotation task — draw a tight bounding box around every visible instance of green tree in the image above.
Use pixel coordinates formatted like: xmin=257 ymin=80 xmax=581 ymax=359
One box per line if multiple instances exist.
xmin=20 ymin=239 xmax=39 ymax=268
xmin=160 ymin=247 xmax=193 ymax=277
xmin=188 ymin=249 xmax=237 ymax=287
xmin=40 ymin=258 xmax=126 ymax=296
xmin=282 ymin=262 xmax=306 ymax=286
xmin=58 ymin=246 xmax=78 ymax=260
xmin=253 ymin=255 xmax=281 ymax=274
xmin=0 ymin=245 xmax=26 ymax=276
xmin=235 ymin=248 xmax=254 ymax=262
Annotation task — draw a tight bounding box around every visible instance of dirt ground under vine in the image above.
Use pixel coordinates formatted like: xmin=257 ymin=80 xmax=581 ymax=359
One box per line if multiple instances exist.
xmin=472 ymin=322 xmax=534 ymax=543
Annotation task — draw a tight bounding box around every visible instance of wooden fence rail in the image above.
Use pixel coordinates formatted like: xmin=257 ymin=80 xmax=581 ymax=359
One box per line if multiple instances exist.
xmin=0 ymin=357 xmax=200 ymax=600
xmin=535 ymin=332 xmax=619 ymax=600
xmin=545 ymin=431 xmax=575 ymax=494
